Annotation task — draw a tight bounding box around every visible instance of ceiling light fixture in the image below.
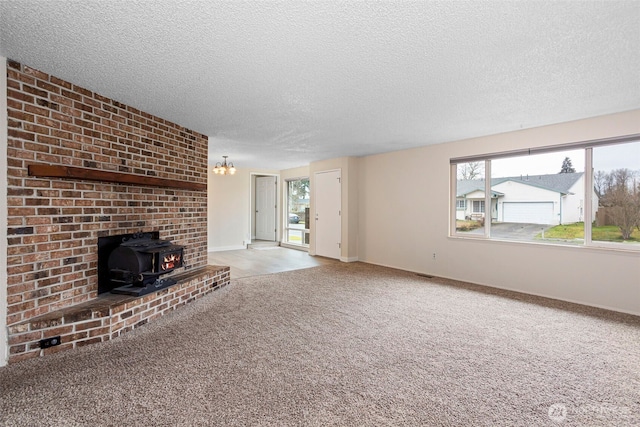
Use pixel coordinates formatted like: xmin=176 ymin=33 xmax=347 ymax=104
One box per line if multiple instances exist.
xmin=213 ymin=155 xmax=236 ymax=175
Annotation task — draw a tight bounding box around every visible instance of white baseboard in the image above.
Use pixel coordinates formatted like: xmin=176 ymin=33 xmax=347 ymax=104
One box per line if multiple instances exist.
xmin=340 ymin=256 xmax=359 ymax=263
xmin=208 ymin=245 xmax=246 ymax=252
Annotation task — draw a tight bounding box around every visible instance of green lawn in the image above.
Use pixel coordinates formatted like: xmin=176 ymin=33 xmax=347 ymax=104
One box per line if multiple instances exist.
xmin=286 ymin=226 xmax=306 ymax=244
xmin=541 ymin=222 xmax=640 ymax=242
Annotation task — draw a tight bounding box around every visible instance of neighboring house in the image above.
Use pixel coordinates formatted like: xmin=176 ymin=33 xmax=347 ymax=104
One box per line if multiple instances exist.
xmin=456 ymin=172 xmax=598 ymax=225
xmin=455 ymin=181 xmax=503 ymax=222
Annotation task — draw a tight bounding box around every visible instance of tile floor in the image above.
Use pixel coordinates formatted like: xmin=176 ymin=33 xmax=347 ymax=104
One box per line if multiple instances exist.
xmin=207 ymin=245 xmax=337 ymax=279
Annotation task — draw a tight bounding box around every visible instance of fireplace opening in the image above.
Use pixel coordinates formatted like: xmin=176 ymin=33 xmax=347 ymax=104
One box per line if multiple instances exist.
xmin=98 ymin=232 xmax=185 ymax=297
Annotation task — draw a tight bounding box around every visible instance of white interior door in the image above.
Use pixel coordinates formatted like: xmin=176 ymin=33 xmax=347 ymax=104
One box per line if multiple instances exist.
xmin=315 ymin=170 xmax=341 ymax=259
xmin=255 ymin=176 xmax=276 ymax=241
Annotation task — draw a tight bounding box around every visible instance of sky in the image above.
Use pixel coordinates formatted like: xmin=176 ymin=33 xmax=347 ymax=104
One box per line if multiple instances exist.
xmin=488 ymin=141 xmax=639 ymax=178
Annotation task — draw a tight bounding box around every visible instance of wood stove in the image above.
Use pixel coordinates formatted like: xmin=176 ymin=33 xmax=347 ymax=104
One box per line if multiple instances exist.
xmin=98 ymin=232 xmax=184 ymax=296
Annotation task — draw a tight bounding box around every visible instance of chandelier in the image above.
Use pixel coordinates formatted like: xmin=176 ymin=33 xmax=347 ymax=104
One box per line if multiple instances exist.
xmin=213 ymin=156 xmax=236 ymax=175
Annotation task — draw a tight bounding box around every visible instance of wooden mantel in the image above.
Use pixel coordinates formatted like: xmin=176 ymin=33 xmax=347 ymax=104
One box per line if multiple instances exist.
xmin=28 ymin=164 xmax=207 ymax=191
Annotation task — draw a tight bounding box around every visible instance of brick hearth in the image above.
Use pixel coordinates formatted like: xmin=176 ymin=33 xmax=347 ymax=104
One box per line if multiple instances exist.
xmin=8 ymin=266 xmax=229 ymax=362
xmin=5 ymin=60 xmax=221 ymax=362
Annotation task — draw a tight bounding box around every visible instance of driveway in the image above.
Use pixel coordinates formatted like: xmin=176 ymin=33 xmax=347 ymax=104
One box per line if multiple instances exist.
xmin=467 ymin=222 xmax=554 ymax=240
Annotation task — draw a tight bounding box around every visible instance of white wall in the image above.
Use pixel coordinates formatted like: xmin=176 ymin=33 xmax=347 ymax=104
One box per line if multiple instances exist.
xmin=1 ymin=56 xmax=8 ymax=366
xmin=570 ymin=176 xmax=598 ymax=225
xmin=358 ymin=110 xmax=640 ymax=315
xmin=207 ymin=167 xmax=279 ymax=251
xmin=562 ymin=176 xmax=591 ymax=224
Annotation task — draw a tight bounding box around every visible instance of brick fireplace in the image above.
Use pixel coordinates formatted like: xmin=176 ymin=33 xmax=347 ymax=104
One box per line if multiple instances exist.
xmin=5 ymin=60 xmax=228 ymax=363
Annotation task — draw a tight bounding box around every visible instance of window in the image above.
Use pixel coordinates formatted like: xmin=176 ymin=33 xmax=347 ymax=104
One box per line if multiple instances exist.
xmin=285 ymin=178 xmax=310 ymax=246
xmin=490 ymin=147 xmax=584 ymax=244
xmin=455 ymin=161 xmax=486 ymax=234
xmin=450 ymin=135 xmax=640 ymax=250
xmin=593 ymin=141 xmax=640 ymax=245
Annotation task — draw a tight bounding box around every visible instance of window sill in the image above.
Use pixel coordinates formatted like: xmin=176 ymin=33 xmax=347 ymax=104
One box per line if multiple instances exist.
xmin=449 ymin=234 xmax=640 ymax=255
xmin=280 ymin=242 xmax=309 ymax=252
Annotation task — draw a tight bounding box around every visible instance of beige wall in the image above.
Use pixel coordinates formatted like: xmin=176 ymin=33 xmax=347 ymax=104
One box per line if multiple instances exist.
xmin=207 ymin=110 xmax=639 ymax=315
xmin=280 ymin=166 xmax=309 ymax=182
xmin=358 ymin=110 xmax=640 ymax=315
xmin=207 ymin=166 xmax=279 ymax=251
xmin=210 ymin=159 xmax=360 ymax=262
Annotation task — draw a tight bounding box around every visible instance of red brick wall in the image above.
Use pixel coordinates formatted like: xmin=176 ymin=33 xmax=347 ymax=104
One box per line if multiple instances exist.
xmin=5 ymin=60 xmax=209 ymax=327
xmin=7 ymin=266 xmax=229 ymax=363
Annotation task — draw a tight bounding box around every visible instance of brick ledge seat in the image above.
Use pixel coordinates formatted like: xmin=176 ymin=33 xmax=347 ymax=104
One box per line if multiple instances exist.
xmin=7 ymin=265 xmax=230 ymax=363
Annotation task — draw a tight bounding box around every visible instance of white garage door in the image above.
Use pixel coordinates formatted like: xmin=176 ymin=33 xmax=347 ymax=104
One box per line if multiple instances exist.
xmin=503 ymin=202 xmax=554 ymax=224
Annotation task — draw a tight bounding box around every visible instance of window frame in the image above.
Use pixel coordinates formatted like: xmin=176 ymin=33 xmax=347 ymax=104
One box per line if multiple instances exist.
xmin=284 ymin=176 xmax=310 ymax=247
xmin=449 ymin=134 xmax=640 ymax=251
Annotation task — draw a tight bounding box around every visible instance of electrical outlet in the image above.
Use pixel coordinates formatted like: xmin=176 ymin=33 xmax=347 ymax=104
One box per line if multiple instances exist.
xmin=39 ymin=336 xmax=61 ymax=349
xmin=432 ymin=253 xmax=436 ymax=260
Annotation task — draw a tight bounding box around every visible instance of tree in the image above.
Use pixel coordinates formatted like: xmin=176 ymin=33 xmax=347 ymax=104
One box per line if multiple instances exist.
xmin=559 ymin=157 xmax=576 ymax=173
xmin=458 ymin=162 xmax=484 ymax=180
xmin=593 ymin=170 xmax=610 ymax=198
xmin=598 ymin=168 xmax=640 ymax=240
xmin=288 ymin=178 xmax=309 ymax=213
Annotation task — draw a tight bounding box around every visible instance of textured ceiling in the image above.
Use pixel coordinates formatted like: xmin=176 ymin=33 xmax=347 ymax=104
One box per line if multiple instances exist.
xmin=1 ymin=1 xmax=639 ymax=169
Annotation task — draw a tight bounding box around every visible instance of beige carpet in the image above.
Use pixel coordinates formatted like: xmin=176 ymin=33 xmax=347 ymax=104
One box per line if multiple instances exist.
xmin=1 ymin=262 xmax=638 ymax=426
